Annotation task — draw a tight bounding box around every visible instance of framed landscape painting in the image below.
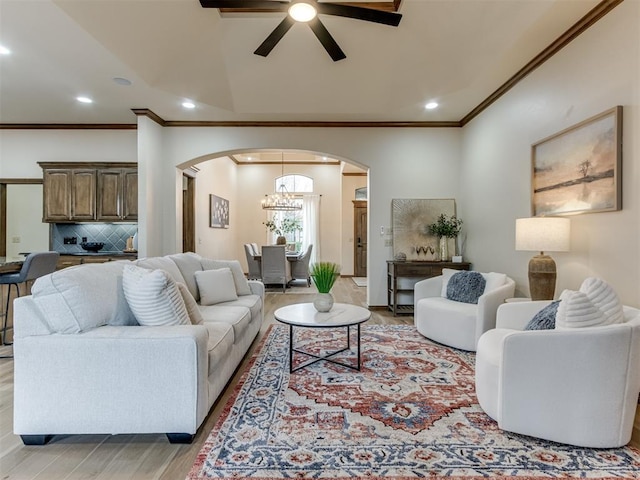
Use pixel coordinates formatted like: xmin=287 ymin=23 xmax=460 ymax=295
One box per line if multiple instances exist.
xmin=210 ymin=194 xmax=229 ymax=228
xmin=531 ymin=106 xmax=622 ymax=216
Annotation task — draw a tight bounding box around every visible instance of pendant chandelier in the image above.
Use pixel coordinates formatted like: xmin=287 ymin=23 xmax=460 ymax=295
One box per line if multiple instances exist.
xmin=261 ymin=153 xmax=302 ymax=211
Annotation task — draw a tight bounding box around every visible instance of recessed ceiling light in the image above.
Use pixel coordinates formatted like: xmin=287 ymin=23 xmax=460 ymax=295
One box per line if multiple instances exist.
xmin=0 ymin=45 xmax=10 ymax=55
xmin=182 ymin=101 xmax=195 ymax=109
xmin=112 ymin=77 xmax=132 ymax=86
xmin=322 ymin=156 xmax=328 ymax=161
xmin=425 ymin=102 xmax=439 ymax=110
xmin=76 ymin=96 xmax=93 ymax=104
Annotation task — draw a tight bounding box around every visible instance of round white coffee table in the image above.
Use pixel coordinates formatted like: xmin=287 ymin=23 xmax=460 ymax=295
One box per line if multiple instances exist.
xmin=274 ymin=302 xmax=371 ymax=372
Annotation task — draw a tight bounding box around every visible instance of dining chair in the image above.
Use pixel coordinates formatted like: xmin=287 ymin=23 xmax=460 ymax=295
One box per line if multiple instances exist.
xmin=244 ymin=244 xmax=262 ymax=280
xmin=290 ymin=244 xmax=313 ymax=287
xmin=260 ymin=246 xmax=289 ymax=292
xmin=1 ymin=251 xmax=60 ymax=355
xmin=250 ymin=243 xmax=260 ymax=256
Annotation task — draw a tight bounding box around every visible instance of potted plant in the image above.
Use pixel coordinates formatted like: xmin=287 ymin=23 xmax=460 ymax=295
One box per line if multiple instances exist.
xmin=264 ymin=217 xmax=302 ymax=245
xmin=428 ymin=214 xmax=463 ymax=261
xmin=310 ymin=261 xmax=341 ymax=312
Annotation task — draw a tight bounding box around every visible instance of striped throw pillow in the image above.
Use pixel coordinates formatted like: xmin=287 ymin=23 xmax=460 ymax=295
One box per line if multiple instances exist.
xmin=123 ymin=265 xmax=190 ymax=326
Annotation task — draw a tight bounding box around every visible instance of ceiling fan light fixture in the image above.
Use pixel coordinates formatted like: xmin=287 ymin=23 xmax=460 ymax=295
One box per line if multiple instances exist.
xmin=288 ymin=1 xmax=317 ymax=22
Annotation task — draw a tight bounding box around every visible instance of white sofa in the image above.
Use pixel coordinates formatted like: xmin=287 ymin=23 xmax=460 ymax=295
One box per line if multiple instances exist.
xmin=476 ymin=300 xmax=640 ymax=448
xmin=12 ymin=252 xmax=264 ymax=445
xmin=414 ymin=270 xmax=516 ymax=351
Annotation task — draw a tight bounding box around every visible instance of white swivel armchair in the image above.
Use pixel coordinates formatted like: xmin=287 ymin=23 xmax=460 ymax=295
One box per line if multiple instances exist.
xmin=414 ymin=270 xmax=515 ymax=351
xmin=475 ymin=301 xmax=640 ymax=448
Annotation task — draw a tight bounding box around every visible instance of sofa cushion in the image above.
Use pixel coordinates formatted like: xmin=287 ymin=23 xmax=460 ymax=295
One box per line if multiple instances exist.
xmin=195 ymin=268 xmax=239 ymax=305
xmin=177 ymin=282 xmax=204 ymax=325
xmin=579 ymin=277 xmax=624 ymax=326
xmin=216 ymin=294 xmax=262 ymax=320
xmin=525 ymin=301 xmax=560 ymax=330
xmin=200 ymin=259 xmax=252 ymax=296
xmin=446 ymin=271 xmax=486 ymax=304
xmin=123 ymin=265 xmax=191 ymax=327
xmin=198 ymin=305 xmax=252 ymax=344
xmin=203 ymin=322 xmax=235 ymax=377
xmin=556 ymin=290 xmax=606 ymax=329
xmin=31 ymin=260 xmax=131 ymax=334
xmin=135 ymin=257 xmax=187 ymax=286
xmin=168 ymin=252 xmax=204 ymax=301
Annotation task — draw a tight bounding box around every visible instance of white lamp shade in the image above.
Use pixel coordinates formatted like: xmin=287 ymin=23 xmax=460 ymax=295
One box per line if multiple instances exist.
xmin=515 ymin=217 xmax=570 ymax=252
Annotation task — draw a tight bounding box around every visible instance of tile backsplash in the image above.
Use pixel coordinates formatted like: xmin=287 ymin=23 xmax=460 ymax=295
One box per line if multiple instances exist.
xmin=53 ymin=224 xmax=138 ymax=253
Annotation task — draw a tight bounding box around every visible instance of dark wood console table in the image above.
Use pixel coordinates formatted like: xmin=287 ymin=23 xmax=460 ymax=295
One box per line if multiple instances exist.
xmin=387 ymin=260 xmax=471 ymax=316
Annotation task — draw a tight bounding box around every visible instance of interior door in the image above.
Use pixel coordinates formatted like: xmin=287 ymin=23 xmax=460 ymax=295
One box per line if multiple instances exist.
xmin=182 ymin=174 xmax=195 ymax=253
xmin=353 ymin=200 xmax=367 ymax=277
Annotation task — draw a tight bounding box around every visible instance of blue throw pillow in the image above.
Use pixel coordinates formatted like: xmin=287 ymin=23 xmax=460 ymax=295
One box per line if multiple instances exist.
xmin=446 ymin=271 xmax=486 ymax=304
xmin=524 ymin=301 xmax=560 ymax=330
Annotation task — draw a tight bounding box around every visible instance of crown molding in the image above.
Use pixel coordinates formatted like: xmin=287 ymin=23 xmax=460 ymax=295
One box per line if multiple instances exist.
xmin=0 ymin=123 xmax=136 ymax=130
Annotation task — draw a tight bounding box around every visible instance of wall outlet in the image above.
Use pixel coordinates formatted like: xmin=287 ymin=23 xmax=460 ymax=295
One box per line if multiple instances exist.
xmin=11 ymin=236 xmax=20 ymax=244
xmin=384 ymin=239 xmax=393 ymax=247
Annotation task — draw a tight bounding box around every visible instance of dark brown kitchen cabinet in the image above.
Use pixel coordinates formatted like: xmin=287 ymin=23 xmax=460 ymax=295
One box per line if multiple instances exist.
xmin=40 ymin=162 xmax=137 ymax=223
xmin=97 ymin=168 xmax=138 ymax=221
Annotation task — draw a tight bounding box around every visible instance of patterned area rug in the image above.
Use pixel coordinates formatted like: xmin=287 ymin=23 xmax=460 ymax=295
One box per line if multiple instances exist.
xmin=187 ymin=325 xmax=640 ymax=479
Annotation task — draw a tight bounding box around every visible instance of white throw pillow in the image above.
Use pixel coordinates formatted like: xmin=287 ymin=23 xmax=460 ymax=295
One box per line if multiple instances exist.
xmin=555 ymin=289 xmax=607 ymax=329
xmin=122 ymin=265 xmax=190 ymax=326
xmin=481 ymin=272 xmax=507 ymax=294
xmin=195 ymin=268 xmax=239 ymax=306
xmin=200 ymin=259 xmax=252 ymax=296
xmin=177 ymin=282 xmax=204 ymax=325
xmin=579 ymin=277 xmax=624 ymax=326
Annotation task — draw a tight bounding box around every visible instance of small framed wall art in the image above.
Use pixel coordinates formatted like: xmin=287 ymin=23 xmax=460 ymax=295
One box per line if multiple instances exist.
xmin=210 ymin=194 xmax=230 ymax=228
xmin=531 ymin=106 xmax=622 ymax=216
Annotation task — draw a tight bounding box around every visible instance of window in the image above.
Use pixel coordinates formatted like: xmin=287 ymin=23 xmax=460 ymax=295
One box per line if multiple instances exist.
xmin=275 ymin=174 xmax=313 ymax=193
xmin=267 ymin=175 xmax=313 ymax=251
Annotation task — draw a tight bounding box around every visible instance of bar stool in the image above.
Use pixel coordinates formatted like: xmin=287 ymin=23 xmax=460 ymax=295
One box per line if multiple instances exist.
xmin=0 ymin=252 xmax=59 ymax=355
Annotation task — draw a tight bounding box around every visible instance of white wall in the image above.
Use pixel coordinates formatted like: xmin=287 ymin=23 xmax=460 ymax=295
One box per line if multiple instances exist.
xmin=6 ymin=184 xmax=49 ymax=260
xmin=193 ymin=156 xmax=239 ymax=260
xmin=144 ymin=127 xmax=462 ymax=307
xmin=460 ymin=0 xmax=640 ymax=305
xmin=0 ymin=130 xmax=137 ymax=178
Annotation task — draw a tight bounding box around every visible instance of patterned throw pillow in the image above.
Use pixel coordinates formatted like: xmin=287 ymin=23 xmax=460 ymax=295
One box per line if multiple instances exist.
xmin=524 ymin=301 xmax=560 ymax=330
xmin=446 ymin=271 xmax=487 ymax=304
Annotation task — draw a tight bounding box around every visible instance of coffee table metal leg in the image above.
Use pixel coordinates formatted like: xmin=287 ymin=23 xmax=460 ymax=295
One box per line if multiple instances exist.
xmin=289 ymin=324 xmax=294 ymax=373
xmin=288 ymin=324 xmax=363 ymax=373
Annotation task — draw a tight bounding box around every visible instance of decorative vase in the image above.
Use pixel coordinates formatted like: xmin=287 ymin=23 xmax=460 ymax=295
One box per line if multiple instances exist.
xmin=276 ymin=236 xmax=287 ymax=245
xmin=313 ymin=292 xmax=334 ymax=312
xmin=439 ymin=236 xmax=449 ymax=262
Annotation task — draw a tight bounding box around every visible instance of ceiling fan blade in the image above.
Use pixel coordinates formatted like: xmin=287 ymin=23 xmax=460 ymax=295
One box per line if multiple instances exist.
xmin=308 ymin=18 xmax=346 ymax=62
xmin=254 ymin=16 xmax=296 ymax=57
xmin=316 ymin=3 xmax=402 ymax=27
xmin=199 ymin=0 xmax=288 ymax=11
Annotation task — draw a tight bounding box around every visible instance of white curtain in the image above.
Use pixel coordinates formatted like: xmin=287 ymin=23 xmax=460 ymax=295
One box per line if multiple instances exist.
xmin=302 ymin=195 xmax=321 ymax=264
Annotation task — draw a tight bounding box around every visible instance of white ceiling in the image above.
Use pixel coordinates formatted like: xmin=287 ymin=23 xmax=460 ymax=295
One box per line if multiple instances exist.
xmin=0 ymin=0 xmax=604 ymax=125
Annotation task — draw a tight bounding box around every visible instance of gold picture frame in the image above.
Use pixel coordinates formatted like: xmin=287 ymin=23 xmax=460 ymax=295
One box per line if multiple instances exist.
xmin=531 ymin=106 xmax=622 ymax=216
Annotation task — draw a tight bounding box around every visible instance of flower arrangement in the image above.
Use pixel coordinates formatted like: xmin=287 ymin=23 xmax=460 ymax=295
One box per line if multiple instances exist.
xmin=310 ymin=262 xmax=341 ymax=293
xmin=428 ymin=214 xmax=463 ymax=238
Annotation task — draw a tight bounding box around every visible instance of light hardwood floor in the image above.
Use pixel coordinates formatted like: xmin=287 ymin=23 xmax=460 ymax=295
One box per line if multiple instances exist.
xmin=0 ymin=278 xmax=638 ymax=480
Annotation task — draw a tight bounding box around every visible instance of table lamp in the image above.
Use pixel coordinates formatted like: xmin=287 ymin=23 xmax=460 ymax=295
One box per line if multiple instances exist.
xmin=515 ymin=217 xmax=570 ymax=300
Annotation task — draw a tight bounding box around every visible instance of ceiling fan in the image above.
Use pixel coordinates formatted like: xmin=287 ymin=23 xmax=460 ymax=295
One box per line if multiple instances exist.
xmin=199 ymin=0 xmax=402 ymax=61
